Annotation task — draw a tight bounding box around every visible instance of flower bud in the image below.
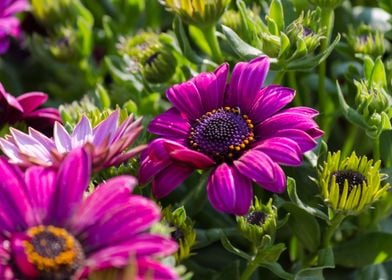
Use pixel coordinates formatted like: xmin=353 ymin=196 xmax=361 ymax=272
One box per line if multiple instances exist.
xmin=319 ymin=151 xmax=389 ymax=215
xmin=159 ymin=0 xmax=230 ymax=26
xmin=308 ymin=0 xmax=343 ymax=9
xmin=346 ymin=25 xmax=385 ymax=58
xmin=237 ymin=198 xmax=277 ymax=247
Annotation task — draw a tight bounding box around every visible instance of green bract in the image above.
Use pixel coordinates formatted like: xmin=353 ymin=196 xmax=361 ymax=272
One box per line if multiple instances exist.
xmin=319 ymin=151 xmax=389 ymax=215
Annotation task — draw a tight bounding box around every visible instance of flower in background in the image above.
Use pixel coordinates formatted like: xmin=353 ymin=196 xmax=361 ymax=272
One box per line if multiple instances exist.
xmin=0 ymin=110 xmax=145 ymax=170
xmin=319 ymin=151 xmax=389 ymax=215
xmin=0 ymin=0 xmax=29 ymax=54
xmin=140 ymin=56 xmax=323 ymax=215
xmin=0 ymin=82 xmax=61 ymax=135
xmin=0 ymin=148 xmax=178 ymax=279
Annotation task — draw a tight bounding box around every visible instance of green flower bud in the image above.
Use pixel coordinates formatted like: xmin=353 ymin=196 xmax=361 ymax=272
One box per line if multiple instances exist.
xmin=308 ymin=0 xmax=343 ymax=9
xmin=354 ymin=80 xmax=390 ymax=117
xmin=319 ymin=151 xmax=389 ymax=215
xmin=346 ymin=25 xmax=385 ymax=58
xmin=237 ymin=198 xmax=277 ymax=247
xmin=162 ymin=206 xmax=196 ymax=262
xmin=119 ymin=32 xmax=177 ymax=83
xmin=159 ymin=0 xmax=230 ymax=27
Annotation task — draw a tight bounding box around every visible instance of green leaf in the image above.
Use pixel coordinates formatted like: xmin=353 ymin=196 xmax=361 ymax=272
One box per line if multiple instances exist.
xmin=334 ymin=232 xmax=392 ymax=267
xmin=214 ymin=261 xmax=241 ymax=280
xmin=287 ymin=177 xmax=329 ymax=221
xmin=254 ymin=243 xmax=286 ymax=263
xmin=221 ymin=25 xmax=263 ymax=60
xmin=95 ymin=84 xmax=111 ymax=109
xmin=294 ymin=247 xmax=335 ymax=280
xmin=284 ymin=202 xmax=321 ymax=253
xmin=220 ymin=235 xmax=250 ymax=260
xmin=259 ymin=262 xmax=293 ymax=280
xmin=370 ymin=57 xmax=387 ymax=87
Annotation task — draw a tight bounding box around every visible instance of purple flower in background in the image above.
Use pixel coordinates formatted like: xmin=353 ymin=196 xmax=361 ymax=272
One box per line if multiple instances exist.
xmin=0 ymin=0 xmax=29 ymax=54
xmin=140 ymin=56 xmax=323 ymax=215
xmin=0 ymin=82 xmax=61 ymax=135
xmin=0 ymin=110 xmax=146 ymax=170
xmin=0 ymin=149 xmax=178 ymax=279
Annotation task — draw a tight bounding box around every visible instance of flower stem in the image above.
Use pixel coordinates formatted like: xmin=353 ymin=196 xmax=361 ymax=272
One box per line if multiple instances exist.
xmin=373 ymin=137 xmax=380 ymax=161
xmin=288 ymin=71 xmax=302 ymax=106
xmin=273 ymin=71 xmax=285 ymax=84
xmin=202 ymin=25 xmax=223 ymax=63
xmin=341 ymin=125 xmax=358 ymax=158
xmin=240 ymin=252 xmax=260 ymax=280
xmin=318 ymin=8 xmax=335 ymax=138
xmin=322 ymin=212 xmax=345 ymax=248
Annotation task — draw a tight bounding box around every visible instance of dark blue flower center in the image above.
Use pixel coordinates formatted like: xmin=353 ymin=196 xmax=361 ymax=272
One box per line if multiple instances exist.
xmin=331 ymin=170 xmax=367 ymax=193
xmin=189 ymin=107 xmax=254 ymax=161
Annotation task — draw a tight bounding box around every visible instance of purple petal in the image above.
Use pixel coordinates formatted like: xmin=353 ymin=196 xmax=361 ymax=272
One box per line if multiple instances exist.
xmin=0 ymin=83 xmax=23 ymax=112
xmin=0 ymin=158 xmax=31 ymax=230
xmin=16 ymin=92 xmax=47 ymax=113
xmin=207 ymin=163 xmax=253 ymax=215
xmin=272 ymin=129 xmax=317 ymax=153
xmin=0 ymin=138 xmax=26 ymax=165
xmin=248 ymin=85 xmax=295 ymax=123
xmin=225 ymin=56 xmax=270 ymax=111
xmin=92 ymin=110 xmax=119 ymax=146
xmin=190 ymin=63 xmax=228 ymax=111
xmin=47 ymin=148 xmax=91 ymax=226
xmin=166 ymin=81 xmax=204 ymax=120
xmin=256 ymin=109 xmax=323 ymax=140
xmin=54 ymin=122 xmax=72 ymax=153
xmin=152 ymin=164 xmax=194 ymax=198
xmin=24 ymin=167 xmax=56 ymax=226
xmin=234 ymin=150 xmax=286 ymax=193
xmin=27 ymin=128 xmax=55 ymax=150
xmin=71 ymin=116 xmax=93 ymax=148
xmin=138 ymin=139 xmax=172 ymax=185
xmin=254 ymin=137 xmax=302 ymax=166
xmin=3 ymin=0 xmax=29 ymax=16
xmin=148 ymin=107 xmax=190 ymax=139
xmin=137 ymin=258 xmax=180 ymax=280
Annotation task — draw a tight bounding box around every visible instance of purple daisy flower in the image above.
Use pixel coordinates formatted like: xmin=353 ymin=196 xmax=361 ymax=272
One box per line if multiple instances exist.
xmin=0 ymin=0 xmax=29 ymax=54
xmin=0 ymin=148 xmax=178 ymax=279
xmin=0 ymin=83 xmax=61 ymax=135
xmin=0 ymin=110 xmax=146 ymax=170
xmin=139 ymin=56 xmax=323 ymax=215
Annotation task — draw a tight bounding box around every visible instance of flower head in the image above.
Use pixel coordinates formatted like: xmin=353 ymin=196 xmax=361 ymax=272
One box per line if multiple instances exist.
xmin=0 ymin=110 xmax=145 ymax=170
xmin=319 ymin=151 xmax=389 ymax=215
xmin=0 ymin=149 xmax=178 ymax=279
xmin=140 ymin=56 xmax=323 ymax=215
xmin=0 ymin=83 xmax=61 ymax=135
xmin=0 ymin=0 xmax=29 ymax=54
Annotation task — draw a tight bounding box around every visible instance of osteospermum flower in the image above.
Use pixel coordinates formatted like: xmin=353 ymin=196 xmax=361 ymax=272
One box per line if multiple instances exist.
xmin=140 ymin=56 xmax=323 ymax=215
xmin=0 ymin=148 xmax=178 ymax=279
xmin=0 ymin=0 xmax=29 ymax=54
xmin=0 ymin=110 xmax=145 ymax=170
xmin=0 ymin=82 xmax=61 ymax=135
xmin=319 ymin=151 xmax=390 ymax=215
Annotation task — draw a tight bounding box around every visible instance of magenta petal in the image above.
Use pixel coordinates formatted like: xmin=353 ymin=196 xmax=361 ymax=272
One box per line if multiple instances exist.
xmin=152 ymin=164 xmax=194 ymax=198
xmin=139 ymin=139 xmax=172 ymax=185
xmin=190 ymin=63 xmax=228 ymax=111
xmin=163 ymin=140 xmax=215 ymax=168
xmin=0 ymin=84 xmax=23 ymax=112
xmin=166 ymin=81 xmax=204 ymax=120
xmin=235 ymin=150 xmax=286 ymax=193
xmin=249 ymin=85 xmax=295 ymax=123
xmin=24 ymin=167 xmax=56 ymax=226
xmin=272 ymin=129 xmax=317 ymax=153
xmin=254 ymin=137 xmax=302 ymax=166
xmin=207 ymin=164 xmax=252 ymax=215
xmin=16 ymin=92 xmax=47 ymax=113
xmin=226 ymin=56 xmax=270 ymax=111
xmin=137 ymin=258 xmax=180 ymax=280
xmin=148 ymin=108 xmax=190 ymax=139
xmin=48 ymin=148 xmax=91 ymax=226
xmin=0 ymin=158 xmax=31 ymax=230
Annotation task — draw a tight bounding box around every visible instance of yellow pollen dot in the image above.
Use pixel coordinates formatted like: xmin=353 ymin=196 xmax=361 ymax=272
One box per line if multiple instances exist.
xmin=206 ymin=112 xmax=212 ymax=116
xmin=246 ymin=119 xmax=252 ymax=124
xmin=244 ymin=140 xmax=249 ymax=145
xmin=240 ymin=143 xmax=246 ymax=149
xmin=242 ymin=114 xmax=248 ymax=119
xmin=248 ymin=124 xmax=254 ymax=129
xmin=248 ymin=136 xmax=254 ymax=141
xmin=224 ymin=106 xmax=231 ymax=111
xmin=235 ymin=146 xmax=241 ymax=151
xmin=228 ymin=153 xmax=233 ymax=157
xmin=229 ymin=145 xmax=234 ymax=150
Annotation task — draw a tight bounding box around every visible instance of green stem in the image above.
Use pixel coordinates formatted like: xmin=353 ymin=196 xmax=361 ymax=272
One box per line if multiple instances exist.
xmin=341 ymin=125 xmax=358 ymax=158
xmin=322 ymin=212 xmax=346 ymax=248
xmin=318 ymin=8 xmax=335 ymax=138
xmin=373 ymin=138 xmax=380 ymax=161
xmin=288 ymin=71 xmax=302 ymax=106
xmin=202 ymin=25 xmax=223 ymax=63
xmin=273 ymin=71 xmax=285 ymax=84
xmin=240 ymin=252 xmax=260 ymax=280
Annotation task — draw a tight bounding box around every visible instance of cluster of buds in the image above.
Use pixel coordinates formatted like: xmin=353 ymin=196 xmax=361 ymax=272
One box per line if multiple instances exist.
xmin=237 ymin=198 xmax=277 ymax=247
xmin=345 ymin=24 xmax=385 ymax=59
xmin=118 ymin=32 xmax=177 ymax=83
xmin=319 ymin=151 xmax=389 ymax=216
xmin=159 ymin=0 xmax=230 ymax=27
xmin=337 ymin=57 xmax=392 ymax=138
xmin=30 ymin=0 xmax=93 ymax=62
xmin=244 ymin=0 xmax=338 ymax=71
